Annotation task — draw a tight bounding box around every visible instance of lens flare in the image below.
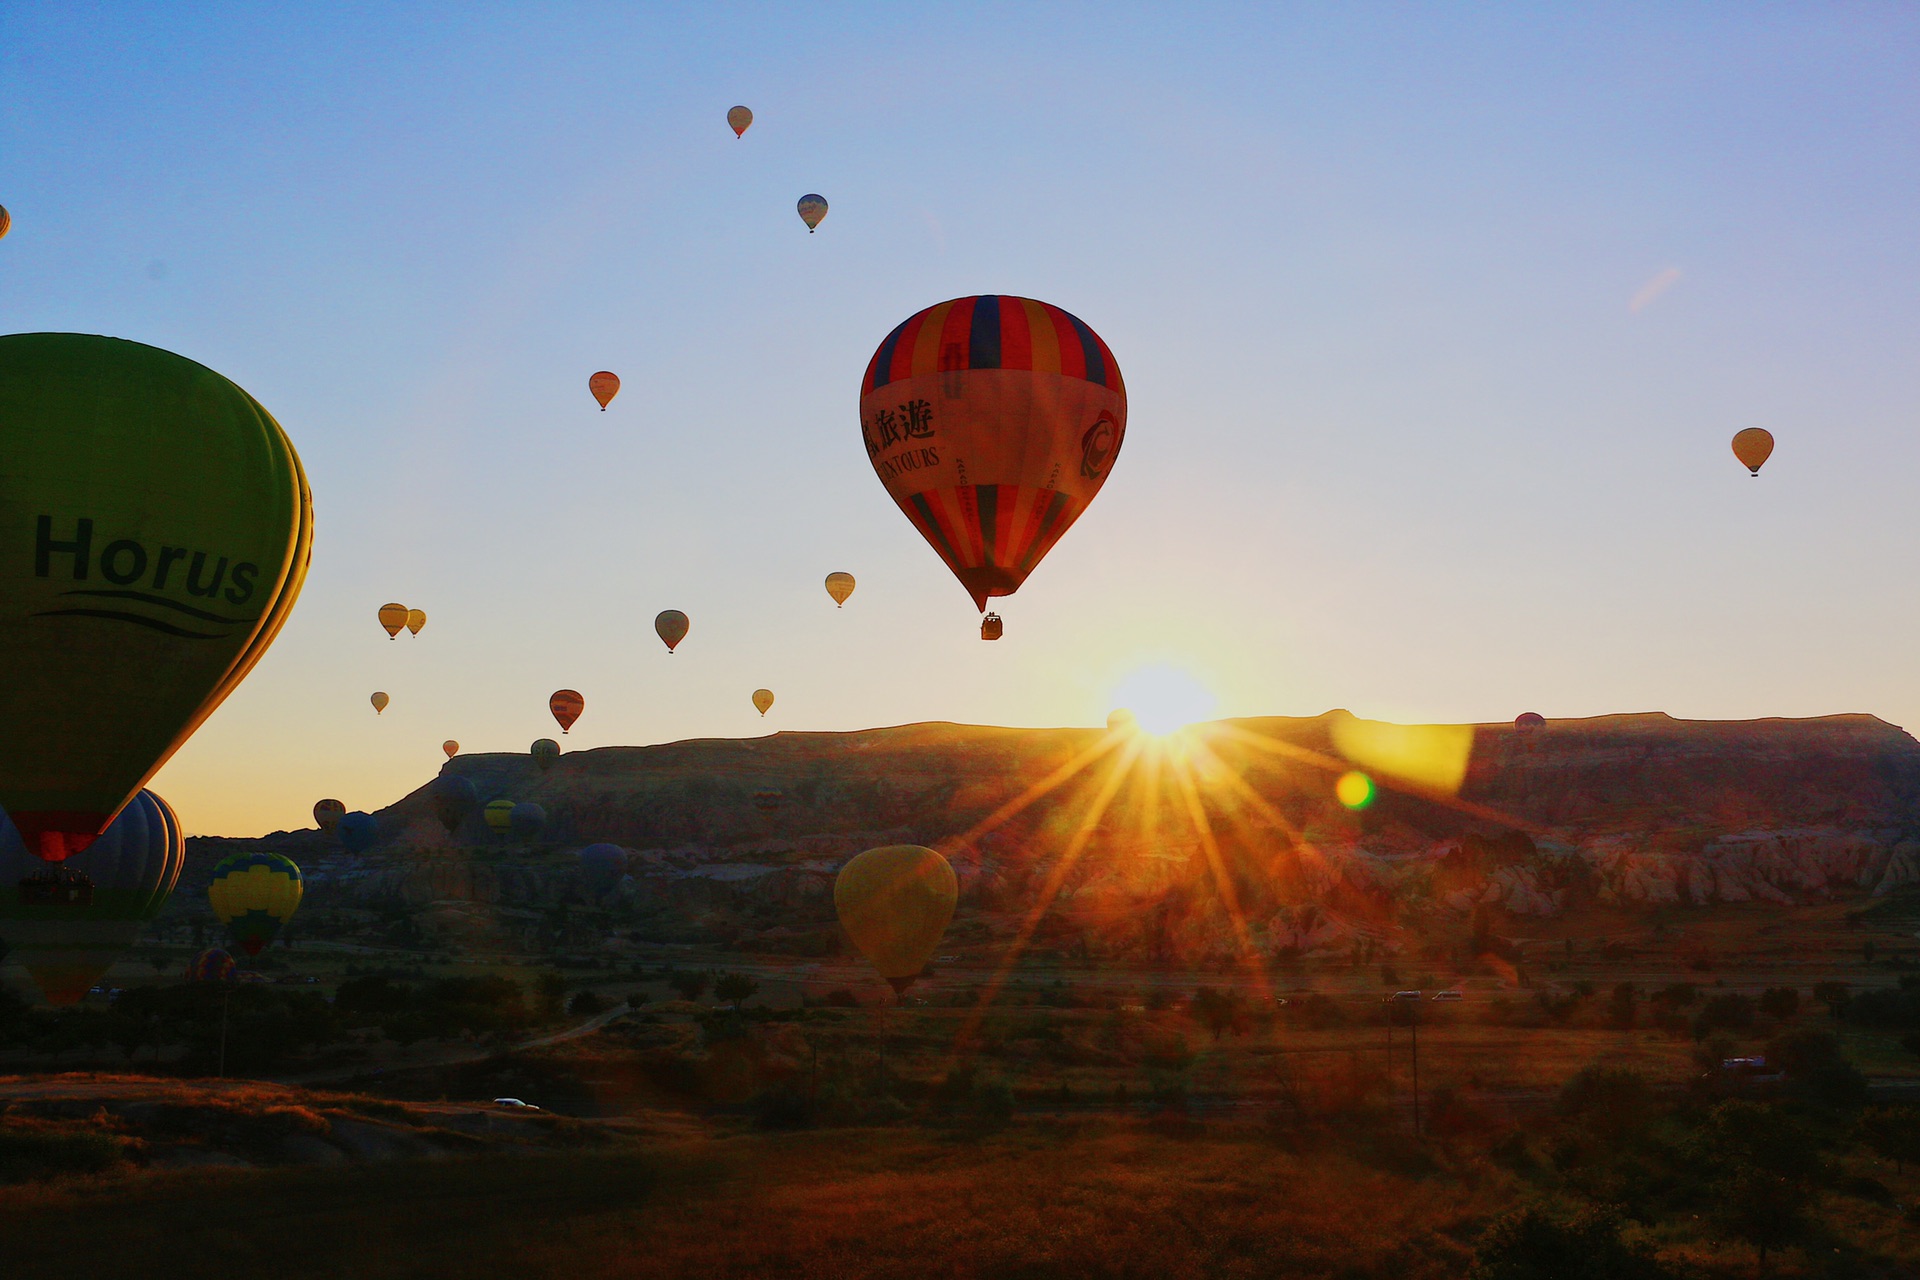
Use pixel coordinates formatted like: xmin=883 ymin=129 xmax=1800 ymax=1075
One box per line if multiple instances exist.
xmin=1107 ymin=664 xmax=1217 ymax=737
xmin=1335 ymin=770 xmax=1375 ymax=810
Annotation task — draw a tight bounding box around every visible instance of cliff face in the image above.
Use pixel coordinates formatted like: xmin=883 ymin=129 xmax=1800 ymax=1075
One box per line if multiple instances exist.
xmin=197 ymin=712 xmax=1920 ymax=963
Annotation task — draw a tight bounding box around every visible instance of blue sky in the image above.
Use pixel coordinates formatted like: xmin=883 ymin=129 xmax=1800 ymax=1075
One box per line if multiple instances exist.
xmin=3 ymin=4 xmax=1917 ymax=833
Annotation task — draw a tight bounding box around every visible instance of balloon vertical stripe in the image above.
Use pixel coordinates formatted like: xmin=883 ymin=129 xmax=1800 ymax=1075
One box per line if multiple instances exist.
xmin=862 ymin=295 xmax=1123 ymax=393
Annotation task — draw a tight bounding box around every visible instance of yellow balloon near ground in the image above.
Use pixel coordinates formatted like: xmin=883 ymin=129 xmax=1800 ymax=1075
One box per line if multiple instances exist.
xmin=834 ymin=845 xmax=957 ymax=996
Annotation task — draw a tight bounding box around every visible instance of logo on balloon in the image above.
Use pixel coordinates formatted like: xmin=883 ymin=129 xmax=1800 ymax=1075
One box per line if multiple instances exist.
xmin=29 ymin=515 xmax=261 ymax=640
xmin=1080 ymin=411 xmax=1121 ymax=480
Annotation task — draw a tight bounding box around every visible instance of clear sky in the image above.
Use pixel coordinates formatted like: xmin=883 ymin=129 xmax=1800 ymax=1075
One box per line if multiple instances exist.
xmin=3 ymin=4 xmax=1917 ymax=836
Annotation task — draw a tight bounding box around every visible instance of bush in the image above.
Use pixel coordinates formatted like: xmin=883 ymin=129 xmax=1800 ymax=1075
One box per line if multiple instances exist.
xmin=1691 ymin=993 xmax=1754 ymax=1039
xmin=1469 ymin=1206 xmax=1672 ymax=1280
xmin=0 ymin=1123 xmax=128 ymax=1183
xmin=1765 ymin=1029 xmax=1868 ymax=1108
xmin=1556 ymin=1067 xmax=1655 ymax=1143
xmin=567 ymin=990 xmax=606 ymax=1017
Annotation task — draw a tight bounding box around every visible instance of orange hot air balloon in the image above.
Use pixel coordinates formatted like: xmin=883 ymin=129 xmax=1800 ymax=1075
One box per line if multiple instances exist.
xmin=405 ymin=608 xmax=426 ymax=636
xmin=589 ymin=371 xmax=620 ymax=411
xmin=442 ymin=740 xmax=459 ymax=759
xmin=860 ymin=296 xmax=1125 ymax=614
xmin=825 ymin=572 xmax=856 ymax=607
xmin=727 ymin=105 xmax=752 ymax=137
xmin=370 ymin=692 xmax=389 ymax=714
xmin=378 ymin=603 xmax=407 ymax=638
xmin=655 ymin=610 xmax=689 ymax=653
xmin=752 ymin=688 xmax=774 ymax=717
xmin=550 ymin=689 xmax=584 ymax=734
xmin=1732 ymin=428 xmax=1774 ymax=476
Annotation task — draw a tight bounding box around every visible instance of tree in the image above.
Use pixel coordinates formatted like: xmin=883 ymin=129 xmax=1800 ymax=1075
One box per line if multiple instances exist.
xmin=1691 ymin=1100 xmax=1822 ymax=1271
xmin=1469 ymin=1206 xmax=1672 ymax=1280
xmin=670 ymin=969 xmax=711 ymax=1002
xmin=714 ymin=972 xmax=759 ymax=1011
xmin=1856 ymin=1104 xmax=1920 ymax=1173
xmin=1188 ymin=987 xmax=1245 ymax=1042
xmin=1758 ymin=987 xmax=1799 ymax=1021
xmin=567 ymin=989 xmax=606 ymax=1017
xmin=1765 ymin=1029 xmax=1868 ymax=1109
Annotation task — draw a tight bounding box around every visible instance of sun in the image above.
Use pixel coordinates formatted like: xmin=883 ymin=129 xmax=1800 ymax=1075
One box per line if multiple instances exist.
xmin=1106 ymin=663 xmax=1219 ymax=738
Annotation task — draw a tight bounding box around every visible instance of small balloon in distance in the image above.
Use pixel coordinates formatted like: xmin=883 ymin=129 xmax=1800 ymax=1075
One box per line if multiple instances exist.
xmin=655 ymin=610 xmax=689 ymax=653
xmin=825 ymin=571 xmax=856 ymax=607
xmin=378 ymin=603 xmax=407 ymax=638
xmin=1732 ymin=427 xmax=1774 ymax=476
xmin=589 ymin=371 xmax=619 ymax=411
xmin=797 ymin=194 xmax=828 ymax=232
xmin=371 ymin=691 xmax=389 ymax=715
xmin=405 ymin=608 xmax=426 ymax=636
xmin=752 ymin=688 xmax=774 ymax=717
xmin=550 ymin=689 xmax=584 ymax=734
xmin=442 ymin=740 xmax=459 ymax=759
xmin=727 ymin=105 xmax=752 ymax=137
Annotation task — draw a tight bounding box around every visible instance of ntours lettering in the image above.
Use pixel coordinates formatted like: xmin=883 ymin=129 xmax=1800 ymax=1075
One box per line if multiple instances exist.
xmin=874 ymin=446 xmax=940 ymax=483
xmin=34 ymin=516 xmax=260 ymax=606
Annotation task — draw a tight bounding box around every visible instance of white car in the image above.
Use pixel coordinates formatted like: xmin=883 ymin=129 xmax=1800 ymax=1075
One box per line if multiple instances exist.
xmin=1391 ymin=990 xmax=1424 ymax=1001
xmin=492 ymin=1097 xmax=540 ymax=1110
xmin=1430 ymin=990 xmax=1464 ymax=1002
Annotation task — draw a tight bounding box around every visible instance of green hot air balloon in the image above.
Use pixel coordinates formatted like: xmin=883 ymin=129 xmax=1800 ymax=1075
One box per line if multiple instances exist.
xmin=0 ymin=334 xmax=313 ymax=860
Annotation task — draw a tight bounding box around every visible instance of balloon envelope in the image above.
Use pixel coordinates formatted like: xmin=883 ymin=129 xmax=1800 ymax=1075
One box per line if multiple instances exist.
xmin=429 ymin=775 xmax=478 ymax=835
xmin=655 ymin=610 xmax=689 ymax=653
xmin=0 ymin=206 xmax=9 ymax=241
xmin=338 ymin=811 xmax=377 ymax=853
xmin=797 ymin=194 xmax=828 ymax=231
xmin=483 ymin=798 xmax=514 ymax=831
xmin=208 ymin=851 xmax=302 ymax=956
xmin=834 ymin=845 xmax=957 ymax=995
xmin=189 ymin=947 xmax=235 ymax=984
xmin=371 ymin=691 xmax=389 ymax=714
xmin=727 ymin=105 xmax=752 ymax=136
xmin=509 ymin=802 xmax=546 ymax=838
xmin=0 ymin=789 xmax=185 ymax=1004
xmin=1514 ymin=712 xmax=1546 ymax=732
xmin=579 ymin=843 xmax=625 ymax=885
xmin=442 ymin=740 xmax=459 ymax=759
xmin=531 ymin=738 xmax=560 ymax=771
xmin=860 ymin=297 xmax=1125 ymax=611
xmin=405 ymin=608 xmax=425 ymax=636
xmin=0 ymin=334 xmax=313 ymax=860
xmin=313 ymin=799 xmax=345 ymax=832
xmin=378 ymin=603 xmax=407 ymax=638
xmin=1732 ymin=427 xmax=1774 ymax=475
xmin=825 ymin=572 xmax=856 ymax=607
xmin=550 ymin=690 xmax=583 ymax=734
xmin=753 ymin=688 xmax=774 ymax=717
xmin=589 ymin=371 xmax=619 ymax=411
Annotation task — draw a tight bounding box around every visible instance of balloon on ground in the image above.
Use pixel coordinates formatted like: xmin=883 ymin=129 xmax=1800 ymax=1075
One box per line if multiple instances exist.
xmin=0 ymin=789 xmax=185 ymax=1005
xmin=834 ymin=844 xmax=957 ymax=997
xmin=188 ymin=947 xmax=235 ymax=983
xmin=589 ymin=371 xmax=619 ymax=410
xmin=727 ymin=105 xmax=752 ymax=137
xmin=207 ymin=851 xmax=302 ymax=956
xmin=655 ymin=610 xmax=689 ymax=653
xmin=825 ymin=572 xmax=856 ymax=607
xmin=0 ymin=334 xmax=312 ymax=860
xmin=859 ymin=296 xmax=1125 ymax=617
xmin=1732 ymin=427 xmax=1774 ymax=476
xmin=1514 ymin=712 xmax=1546 ymax=732
xmin=549 ymin=690 xmax=583 ymax=734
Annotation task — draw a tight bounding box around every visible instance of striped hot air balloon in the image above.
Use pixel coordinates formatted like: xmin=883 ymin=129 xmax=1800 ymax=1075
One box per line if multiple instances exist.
xmin=860 ymin=296 xmax=1125 ymax=620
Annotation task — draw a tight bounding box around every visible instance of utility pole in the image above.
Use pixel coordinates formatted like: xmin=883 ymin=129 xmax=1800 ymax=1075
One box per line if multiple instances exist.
xmin=1409 ymin=996 xmax=1421 ymax=1138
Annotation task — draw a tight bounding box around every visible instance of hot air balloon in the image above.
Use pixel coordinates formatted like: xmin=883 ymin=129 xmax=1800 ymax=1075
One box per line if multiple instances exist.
xmin=859 ymin=297 xmax=1125 ymax=631
xmin=0 ymin=790 xmax=185 ymax=1005
xmin=188 ymin=947 xmax=235 ymax=984
xmin=1732 ymin=428 xmax=1774 ymax=476
xmin=378 ymin=603 xmax=408 ymax=638
xmin=430 ymin=775 xmax=478 ymax=836
xmin=579 ymin=843 xmax=626 ymax=888
xmin=509 ymin=802 xmax=546 ymax=838
xmin=655 ymin=610 xmax=689 ymax=653
xmin=727 ymin=106 xmax=752 ymax=137
xmin=313 ymin=799 xmax=345 ymax=833
xmin=1514 ymin=712 xmax=1546 ymax=732
xmin=753 ymin=789 xmax=784 ymax=812
xmin=0 ymin=334 xmax=312 ymax=861
xmin=208 ymin=851 xmax=302 ymax=956
xmin=338 ymin=811 xmax=377 ymax=854
xmin=442 ymin=740 xmax=459 ymax=759
xmin=589 ymin=371 xmax=620 ymax=411
xmin=835 ymin=845 xmax=956 ymax=997
xmin=483 ymin=798 xmax=515 ymax=832
xmin=797 ymin=194 xmax=828 ymax=232
xmin=371 ymin=691 xmax=389 ymax=715
xmin=406 ymin=608 xmax=426 ymax=636
xmin=550 ymin=690 xmax=583 ymax=734
xmin=752 ymin=688 xmax=774 ymax=717
xmin=0 ymin=206 xmax=10 ymax=241
xmin=531 ymin=738 xmax=560 ymax=771
xmin=825 ymin=572 xmax=856 ymax=607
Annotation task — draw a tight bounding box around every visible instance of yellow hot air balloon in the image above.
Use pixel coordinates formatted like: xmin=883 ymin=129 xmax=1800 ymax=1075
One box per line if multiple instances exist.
xmin=752 ymin=688 xmax=774 ymax=717
xmin=727 ymin=106 xmax=752 ymax=137
xmin=834 ymin=845 xmax=957 ymax=997
xmin=483 ymin=798 xmax=515 ymax=831
xmin=589 ymin=371 xmax=620 ymax=411
xmin=371 ymin=691 xmax=389 ymax=715
xmin=442 ymin=740 xmax=459 ymax=759
xmin=1732 ymin=427 xmax=1774 ymax=476
xmin=825 ymin=572 xmax=856 ymax=607
xmin=207 ymin=851 xmax=302 ymax=956
xmin=406 ymin=608 xmax=426 ymax=636
xmin=378 ymin=602 xmax=407 ymax=638
xmin=655 ymin=610 xmax=689 ymax=653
